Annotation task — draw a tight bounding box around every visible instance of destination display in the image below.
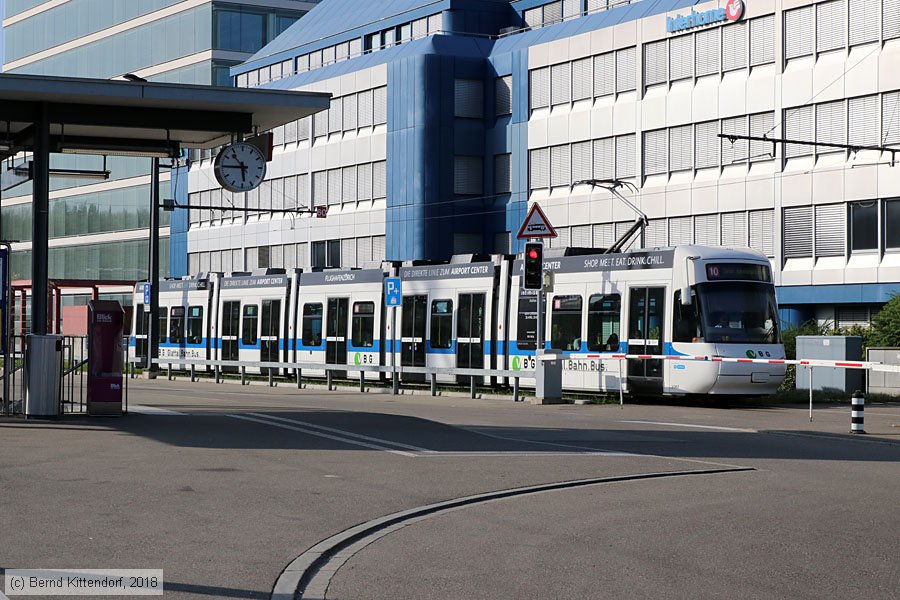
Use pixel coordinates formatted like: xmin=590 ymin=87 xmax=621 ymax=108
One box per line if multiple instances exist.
xmin=300 ymin=269 xmax=385 ymax=285
xmin=705 ymin=263 xmax=771 ymax=282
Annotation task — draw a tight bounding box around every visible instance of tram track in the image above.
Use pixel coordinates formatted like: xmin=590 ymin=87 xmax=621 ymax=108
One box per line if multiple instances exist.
xmin=270 ymin=467 xmax=755 ymax=600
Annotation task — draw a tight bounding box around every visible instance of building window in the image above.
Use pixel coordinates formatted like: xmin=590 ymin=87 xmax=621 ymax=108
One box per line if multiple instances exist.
xmin=494 ymin=154 xmax=512 ymax=194
xmin=816 ymin=0 xmax=846 ymax=52
xmin=571 ymin=141 xmax=591 ymax=184
xmin=849 ymin=0 xmax=879 ymax=46
xmin=851 ymin=201 xmax=878 ymax=251
xmin=784 ymin=106 xmax=814 ymax=158
xmin=885 ymin=199 xmax=900 ymax=249
xmin=695 ymin=121 xmax=719 ymax=168
xmin=615 ymin=134 xmax=636 ymax=179
xmin=643 ymin=40 xmax=667 ymax=87
xmin=455 ymin=79 xmax=483 ymax=118
xmin=749 ymin=112 xmax=776 ymax=161
xmin=549 ymin=145 xmax=570 ymax=187
xmin=572 ymin=58 xmax=592 ymax=101
xmin=312 ymin=240 xmax=341 ymax=268
xmin=750 ymin=15 xmax=775 ymax=65
xmin=722 ymin=21 xmax=747 ymax=71
xmin=785 ymin=6 xmax=815 ymax=59
xmin=550 ymin=63 xmax=571 ymax=105
xmin=882 ymin=91 xmax=900 ymax=146
xmin=593 ymin=137 xmax=614 ymax=179
xmin=814 ymin=204 xmax=845 ymax=257
xmin=454 ymin=156 xmax=483 ymax=195
xmin=783 ymin=206 xmax=813 ymax=258
xmin=668 ymin=125 xmax=693 ymax=172
xmin=816 ymin=100 xmax=846 ymax=152
xmin=749 ymin=210 xmax=775 ymax=257
xmin=530 ymin=67 xmax=550 ymax=110
xmin=643 ymin=129 xmax=667 ymax=176
xmin=495 ymin=76 xmax=512 ymax=116
xmin=593 ymin=52 xmax=614 ymax=97
xmin=529 ymin=148 xmax=550 ymax=191
xmin=615 ymin=47 xmax=636 ymax=92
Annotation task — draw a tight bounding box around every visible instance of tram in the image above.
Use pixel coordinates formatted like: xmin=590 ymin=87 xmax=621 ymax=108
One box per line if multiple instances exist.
xmin=130 ymin=245 xmax=785 ymax=396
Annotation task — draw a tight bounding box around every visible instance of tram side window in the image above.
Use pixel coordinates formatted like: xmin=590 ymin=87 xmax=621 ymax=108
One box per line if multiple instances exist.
xmin=242 ymin=305 xmax=259 ymax=345
xmin=187 ymin=306 xmax=203 ymax=344
xmin=517 ymin=294 xmax=537 ymax=350
xmin=302 ymin=303 xmax=323 ymax=346
xmin=550 ymin=295 xmax=583 ymax=351
xmin=673 ymin=290 xmax=702 ymax=343
xmin=351 ymin=302 xmax=375 ymax=347
xmin=158 ymin=308 xmax=168 ymax=344
xmin=170 ymin=307 xmax=185 ymax=344
xmin=430 ymin=300 xmax=453 ymax=349
xmin=587 ymin=294 xmax=621 ymax=351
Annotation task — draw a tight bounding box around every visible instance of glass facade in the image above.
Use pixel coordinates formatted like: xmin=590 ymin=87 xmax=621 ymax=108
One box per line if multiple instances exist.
xmin=8 ymin=5 xmax=213 ymax=78
xmin=2 ymin=182 xmax=172 ymax=242
xmin=2 ymin=0 xmax=312 ymax=291
xmin=10 ymin=238 xmax=170 ymax=281
xmin=5 ymin=0 xmax=184 ymax=62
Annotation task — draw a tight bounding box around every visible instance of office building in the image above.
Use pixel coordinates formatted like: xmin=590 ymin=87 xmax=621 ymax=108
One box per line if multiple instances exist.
xmin=186 ymin=0 xmax=900 ymax=326
xmin=0 ymin=0 xmax=318 ymax=310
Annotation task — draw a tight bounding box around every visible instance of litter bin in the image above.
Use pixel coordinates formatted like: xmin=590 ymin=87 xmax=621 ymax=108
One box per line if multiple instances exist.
xmin=87 ymin=300 xmax=125 ymax=416
xmin=25 ymin=334 xmax=63 ymax=418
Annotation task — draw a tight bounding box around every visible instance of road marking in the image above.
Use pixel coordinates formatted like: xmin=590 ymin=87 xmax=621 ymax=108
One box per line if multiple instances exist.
xmin=227 ymin=414 xmax=418 ymax=457
xmin=245 ymin=412 xmax=437 ymax=454
xmin=417 ymin=451 xmax=634 ymax=457
xmin=129 ymin=405 xmax=188 ymax=416
xmin=619 ymin=420 xmax=755 ymax=432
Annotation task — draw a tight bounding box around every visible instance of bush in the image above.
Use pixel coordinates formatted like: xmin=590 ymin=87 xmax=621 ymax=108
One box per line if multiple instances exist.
xmin=867 ymin=294 xmax=900 ymax=348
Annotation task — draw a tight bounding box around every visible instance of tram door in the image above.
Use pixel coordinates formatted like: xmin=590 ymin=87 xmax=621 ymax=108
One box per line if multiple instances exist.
xmin=326 ymin=298 xmax=349 ymax=378
xmin=221 ymin=301 xmax=240 ymax=372
xmin=627 ymin=287 xmax=665 ymax=395
xmin=261 ymin=299 xmax=281 ymax=376
xmin=401 ymin=295 xmax=427 ymax=382
xmin=456 ymin=293 xmax=485 ymax=386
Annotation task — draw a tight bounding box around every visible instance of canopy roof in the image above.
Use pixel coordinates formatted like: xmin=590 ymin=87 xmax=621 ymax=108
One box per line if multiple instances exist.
xmin=0 ymin=74 xmax=330 ymax=157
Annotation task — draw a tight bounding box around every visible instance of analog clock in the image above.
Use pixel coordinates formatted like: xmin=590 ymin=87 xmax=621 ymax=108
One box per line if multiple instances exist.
xmin=213 ymin=142 xmax=267 ymax=193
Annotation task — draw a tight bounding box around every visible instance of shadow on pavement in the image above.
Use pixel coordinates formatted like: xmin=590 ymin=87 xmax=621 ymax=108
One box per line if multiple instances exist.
xmin=3 ymin=409 xmax=899 ymax=463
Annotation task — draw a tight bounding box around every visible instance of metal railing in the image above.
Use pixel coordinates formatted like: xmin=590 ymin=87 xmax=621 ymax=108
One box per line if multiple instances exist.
xmin=131 ymin=356 xmax=536 ymax=402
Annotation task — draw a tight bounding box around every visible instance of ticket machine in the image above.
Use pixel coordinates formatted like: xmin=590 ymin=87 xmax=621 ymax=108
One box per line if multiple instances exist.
xmin=87 ymin=300 xmax=125 ymax=416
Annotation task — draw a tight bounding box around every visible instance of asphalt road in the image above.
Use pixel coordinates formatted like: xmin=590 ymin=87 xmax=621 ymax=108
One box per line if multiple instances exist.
xmin=2 ymin=379 xmax=899 ymax=599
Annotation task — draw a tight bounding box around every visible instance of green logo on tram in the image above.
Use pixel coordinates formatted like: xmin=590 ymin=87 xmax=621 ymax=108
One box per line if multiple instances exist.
xmin=746 ymin=350 xmax=756 ymax=359
xmin=354 ymin=352 xmax=362 ymax=365
xmin=512 ymin=356 xmax=521 ymax=371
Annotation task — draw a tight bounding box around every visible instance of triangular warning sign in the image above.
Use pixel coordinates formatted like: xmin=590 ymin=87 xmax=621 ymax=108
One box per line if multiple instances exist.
xmin=516 ymin=203 xmax=557 ymax=239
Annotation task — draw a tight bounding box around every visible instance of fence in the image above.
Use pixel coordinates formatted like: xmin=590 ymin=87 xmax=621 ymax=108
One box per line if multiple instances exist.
xmin=1 ymin=335 xmax=130 ymax=417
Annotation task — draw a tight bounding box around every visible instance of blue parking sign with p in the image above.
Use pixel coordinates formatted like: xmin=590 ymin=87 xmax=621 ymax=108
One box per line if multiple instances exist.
xmin=385 ymin=278 xmax=402 ymax=307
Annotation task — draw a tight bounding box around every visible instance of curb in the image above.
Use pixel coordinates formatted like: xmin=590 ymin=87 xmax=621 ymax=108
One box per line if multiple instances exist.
xmin=270 ymin=466 xmax=755 ymax=600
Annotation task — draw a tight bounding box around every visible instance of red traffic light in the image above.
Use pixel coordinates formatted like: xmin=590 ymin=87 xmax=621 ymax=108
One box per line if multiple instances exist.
xmin=527 ymin=248 xmax=539 ymax=259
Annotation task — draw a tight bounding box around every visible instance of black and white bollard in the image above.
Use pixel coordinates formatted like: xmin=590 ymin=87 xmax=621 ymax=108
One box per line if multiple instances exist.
xmin=851 ymin=391 xmax=866 ymax=434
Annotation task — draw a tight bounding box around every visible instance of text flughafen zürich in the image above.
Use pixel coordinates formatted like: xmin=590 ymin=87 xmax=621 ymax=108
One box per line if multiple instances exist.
xmin=666 ymin=0 xmax=744 ymax=34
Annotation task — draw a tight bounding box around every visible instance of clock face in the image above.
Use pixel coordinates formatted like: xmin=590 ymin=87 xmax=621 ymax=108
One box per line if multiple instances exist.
xmin=213 ymin=142 xmax=267 ymax=193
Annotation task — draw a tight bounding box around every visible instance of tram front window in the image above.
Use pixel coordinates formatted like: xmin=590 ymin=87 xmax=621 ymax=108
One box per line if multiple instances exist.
xmin=697 ymin=282 xmax=780 ymax=344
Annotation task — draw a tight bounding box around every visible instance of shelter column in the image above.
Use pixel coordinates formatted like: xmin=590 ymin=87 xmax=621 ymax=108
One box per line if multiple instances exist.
xmin=31 ymin=103 xmax=50 ymax=336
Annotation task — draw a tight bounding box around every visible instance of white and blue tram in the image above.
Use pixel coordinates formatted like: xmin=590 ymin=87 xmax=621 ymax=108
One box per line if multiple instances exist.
xmin=129 ymin=274 xmax=216 ymax=368
xmin=214 ymin=270 xmax=292 ymax=375
xmin=507 ymin=245 xmax=785 ymax=395
xmin=396 ymin=255 xmax=512 ymax=385
xmin=294 ymin=267 xmax=387 ymax=380
xmin=131 ymin=245 xmax=785 ymax=396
